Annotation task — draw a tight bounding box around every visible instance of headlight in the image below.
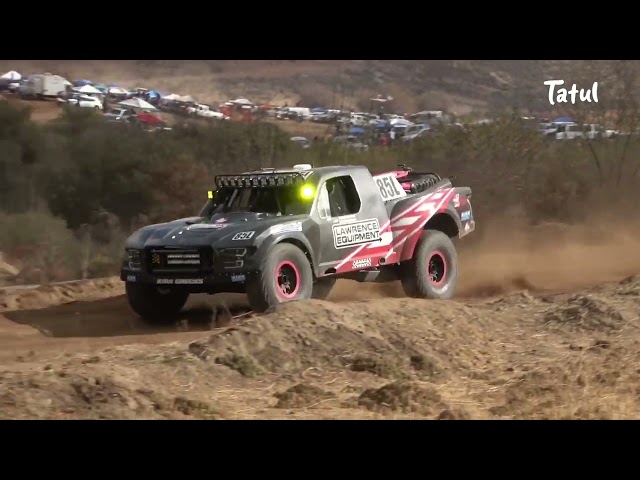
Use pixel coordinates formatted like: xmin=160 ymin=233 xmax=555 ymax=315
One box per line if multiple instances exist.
xmin=127 ymin=249 xmax=142 ymax=270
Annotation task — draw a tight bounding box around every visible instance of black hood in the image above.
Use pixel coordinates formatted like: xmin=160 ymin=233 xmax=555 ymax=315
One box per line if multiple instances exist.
xmin=125 ymin=213 xmax=305 ymax=249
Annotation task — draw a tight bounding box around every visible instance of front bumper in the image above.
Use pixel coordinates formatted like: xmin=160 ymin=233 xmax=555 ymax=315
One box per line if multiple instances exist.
xmin=121 ymin=245 xmax=262 ymax=292
xmin=121 ymin=268 xmax=254 ymax=292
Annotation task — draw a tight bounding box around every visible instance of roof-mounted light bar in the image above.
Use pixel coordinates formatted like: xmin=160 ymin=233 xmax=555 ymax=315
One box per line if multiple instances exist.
xmin=214 ymin=172 xmax=306 ymax=189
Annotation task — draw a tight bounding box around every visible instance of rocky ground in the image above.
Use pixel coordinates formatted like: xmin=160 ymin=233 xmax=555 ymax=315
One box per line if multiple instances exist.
xmin=1 ymin=273 xmax=640 ymax=420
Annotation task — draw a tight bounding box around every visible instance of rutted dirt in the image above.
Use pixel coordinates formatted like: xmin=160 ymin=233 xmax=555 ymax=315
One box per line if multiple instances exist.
xmin=2 ymin=275 xmax=640 ymax=419
xmin=2 ymin=219 xmax=640 ymax=419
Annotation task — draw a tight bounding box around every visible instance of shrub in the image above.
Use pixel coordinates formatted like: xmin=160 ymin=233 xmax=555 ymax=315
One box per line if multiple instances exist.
xmin=1 ymin=100 xmax=639 ymax=282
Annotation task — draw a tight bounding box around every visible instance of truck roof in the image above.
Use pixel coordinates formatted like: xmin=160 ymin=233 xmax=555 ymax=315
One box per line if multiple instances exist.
xmin=242 ymin=165 xmax=370 ymax=177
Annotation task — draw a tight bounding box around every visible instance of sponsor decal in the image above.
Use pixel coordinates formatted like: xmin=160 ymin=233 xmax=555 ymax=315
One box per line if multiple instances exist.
xmin=269 ymin=222 xmax=303 ymax=234
xmin=373 ymin=173 xmax=407 ymax=201
xmin=352 ymin=258 xmax=372 ymax=269
xmin=453 ymin=194 xmax=460 ymax=208
xmin=231 ymin=274 xmax=246 ymax=283
xmin=333 ymin=218 xmax=381 ymax=249
xmin=232 ymin=231 xmax=255 ymax=240
xmin=156 ymin=278 xmax=204 ymax=285
xmin=126 ymin=275 xmax=136 ymax=282
xmin=299 ymin=171 xmax=314 ymax=180
xmin=460 ymin=210 xmax=472 ymax=221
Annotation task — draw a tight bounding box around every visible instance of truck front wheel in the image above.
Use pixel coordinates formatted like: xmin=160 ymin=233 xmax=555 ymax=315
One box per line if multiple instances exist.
xmin=125 ymin=282 xmax=189 ymax=323
xmin=246 ymin=243 xmax=313 ymax=312
xmin=400 ymin=229 xmax=458 ymax=300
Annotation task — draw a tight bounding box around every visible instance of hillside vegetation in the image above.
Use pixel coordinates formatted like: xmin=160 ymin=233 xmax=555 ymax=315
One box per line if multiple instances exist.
xmin=2 ymin=96 xmax=640 ymax=284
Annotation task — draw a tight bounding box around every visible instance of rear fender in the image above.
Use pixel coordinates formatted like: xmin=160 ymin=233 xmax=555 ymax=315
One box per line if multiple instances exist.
xmin=392 ymin=186 xmax=459 ymax=262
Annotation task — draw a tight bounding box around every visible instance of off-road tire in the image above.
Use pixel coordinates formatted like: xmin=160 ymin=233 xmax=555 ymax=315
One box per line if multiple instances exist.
xmin=312 ymin=277 xmax=336 ymax=300
xmin=246 ymin=243 xmax=313 ymax=312
xmin=125 ymin=282 xmax=189 ymax=323
xmin=400 ymin=229 xmax=458 ymax=300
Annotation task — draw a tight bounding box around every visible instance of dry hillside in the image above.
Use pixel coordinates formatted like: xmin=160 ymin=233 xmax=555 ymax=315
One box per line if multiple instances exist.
xmin=0 ymin=60 xmax=576 ymax=115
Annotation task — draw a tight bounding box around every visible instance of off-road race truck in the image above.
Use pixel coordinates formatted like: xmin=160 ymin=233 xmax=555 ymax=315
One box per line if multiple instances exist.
xmin=120 ymin=163 xmax=475 ymax=321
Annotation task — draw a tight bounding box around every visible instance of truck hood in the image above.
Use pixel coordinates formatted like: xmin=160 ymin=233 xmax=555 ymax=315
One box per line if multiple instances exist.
xmin=125 ymin=213 xmax=305 ymax=249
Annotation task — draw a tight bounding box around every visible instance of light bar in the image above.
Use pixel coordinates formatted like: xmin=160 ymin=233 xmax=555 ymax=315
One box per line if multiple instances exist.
xmin=214 ymin=172 xmax=306 ymax=189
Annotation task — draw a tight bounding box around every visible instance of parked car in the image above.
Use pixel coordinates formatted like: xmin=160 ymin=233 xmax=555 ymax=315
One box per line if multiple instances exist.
xmin=57 ymin=93 xmax=103 ymax=110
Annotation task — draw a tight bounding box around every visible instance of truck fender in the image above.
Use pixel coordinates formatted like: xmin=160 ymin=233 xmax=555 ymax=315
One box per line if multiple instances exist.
xmin=395 ymin=187 xmax=459 ymax=262
xmin=259 ymin=232 xmax=318 ymax=277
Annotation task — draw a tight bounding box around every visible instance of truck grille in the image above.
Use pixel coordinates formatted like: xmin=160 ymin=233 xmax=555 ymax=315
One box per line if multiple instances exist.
xmin=146 ymin=247 xmax=213 ymax=273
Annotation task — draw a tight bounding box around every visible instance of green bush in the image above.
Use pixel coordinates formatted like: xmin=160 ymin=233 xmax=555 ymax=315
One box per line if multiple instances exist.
xmin=0 ymin=210 xmax=81 ymax=282
xmin=1 ymin=100 xmax=639 ymax=282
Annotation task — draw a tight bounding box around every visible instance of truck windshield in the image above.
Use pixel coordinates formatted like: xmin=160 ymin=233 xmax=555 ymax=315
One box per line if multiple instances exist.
xmin=204 ymin=186 xmax=313 ymax=217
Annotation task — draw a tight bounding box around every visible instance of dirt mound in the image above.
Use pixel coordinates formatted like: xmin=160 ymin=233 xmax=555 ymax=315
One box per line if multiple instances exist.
xmin=358 ymin=381 xmax=451 ymax=417
xmin=274 ymin=384 xmax=335 ymax=409
xmin=0 ymin=277 xmax=124 ymax=313
xmin=0 ymin=369 xmax=220 ymax=420
xmin=2 ymin=269 xmax=640 ymax=418
xmin=199 ymin=298 xmax=481 ymax=381
xmin=542 ymin=294 xmax=628 ymax=332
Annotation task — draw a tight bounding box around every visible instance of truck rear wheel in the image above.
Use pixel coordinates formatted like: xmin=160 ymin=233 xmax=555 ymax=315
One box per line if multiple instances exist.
xmin=246 ymin=243 xmax=313 ymax=312
xmin=125 ymin=282 xmax=189 ymax=323
xmin=400 ymin=229 xmax=458 ymax=300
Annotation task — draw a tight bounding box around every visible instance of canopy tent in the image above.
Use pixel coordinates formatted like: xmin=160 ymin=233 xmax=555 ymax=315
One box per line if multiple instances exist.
xmin=231 ymin=98 xmax=252 ymax=105
xmin=73 ymin=84 xmax=102 ymax=95
xmin=311 ymin=107 xmax=327 ymax=113
xmin=147 ymin=90 xmax=160 ymax=98
xmin=72 ymin=79 xmax=94 ymax=87
xmin=1 ymin=70 xmax=21 ymax=81
xmin=161 ymin=93 xmax=195 ymax=103
xmin=108 ymin=86 xmax=129 ymax=95
xmin=117 ymin=97 xmax=158 ymax=111
xmin=93 ymin=83 xmax=108 ymax=92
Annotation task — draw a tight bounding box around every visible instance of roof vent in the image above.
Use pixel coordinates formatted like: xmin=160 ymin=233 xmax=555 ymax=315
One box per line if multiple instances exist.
xmin=293 ymin=164 xmax=312 ymax=170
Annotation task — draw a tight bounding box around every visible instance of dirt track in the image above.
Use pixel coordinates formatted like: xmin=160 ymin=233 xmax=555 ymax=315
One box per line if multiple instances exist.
xmin=2 ymin=219 xmax=640 ymax=419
